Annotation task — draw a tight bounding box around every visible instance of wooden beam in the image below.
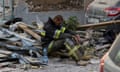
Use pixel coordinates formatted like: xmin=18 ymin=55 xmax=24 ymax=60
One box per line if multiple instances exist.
xmin=18 ymin=22 xmax=41 ymax=41
xmin=77 ymin=20 xmax=120 ymax=29
xmin=3 ymin=28 xmax=35 ymax=42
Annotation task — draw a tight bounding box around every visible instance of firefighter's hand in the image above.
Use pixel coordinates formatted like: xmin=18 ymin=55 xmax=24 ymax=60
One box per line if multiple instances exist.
xmin=76 ymin=34 xmax=80 ymax=42
xmin=72 ymin=34 xmax=81 ymax=45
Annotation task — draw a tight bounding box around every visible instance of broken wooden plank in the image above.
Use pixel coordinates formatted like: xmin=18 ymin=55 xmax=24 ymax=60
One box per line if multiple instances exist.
xmin=0 ymin=54 xmax=9 ymax=58
xmin=18 ymin=22 xmax=41 ymax=41
xmin=0 ymin=50 xmax=12 ymax=55
xmin=2 ymin=28 xmax=35 ymax=42
xmin=95 ymin=44 xmax=111 ymax=51
xmin=77 ymin=20 xmax=120 ymax=29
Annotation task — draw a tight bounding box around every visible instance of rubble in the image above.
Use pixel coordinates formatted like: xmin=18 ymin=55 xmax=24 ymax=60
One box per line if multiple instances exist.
xmin=0 ymin=22 xmax=45 ymax=69
xmin=0 ymin=17 xmax=118 ymax=71
xmin=18 ymin=23 xmax=41 ymax=41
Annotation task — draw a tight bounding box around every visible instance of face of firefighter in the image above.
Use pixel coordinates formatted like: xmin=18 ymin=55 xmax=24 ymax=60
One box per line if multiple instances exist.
xmin=54 ymin=18 xmax=63 ymax=26
xmin=53 ymin=15 xmax=64 ymax=26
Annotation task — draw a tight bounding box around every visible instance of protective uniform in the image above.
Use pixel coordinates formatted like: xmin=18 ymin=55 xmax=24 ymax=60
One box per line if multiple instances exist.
xmin=42 ymin=17 xmax=82 ymax=63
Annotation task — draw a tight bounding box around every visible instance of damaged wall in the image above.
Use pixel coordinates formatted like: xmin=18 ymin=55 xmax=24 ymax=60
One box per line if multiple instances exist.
xmin=25 ymin=0 xmax=84 ymax=12
xmin=29 ymin=0 xmax=65 ymax=5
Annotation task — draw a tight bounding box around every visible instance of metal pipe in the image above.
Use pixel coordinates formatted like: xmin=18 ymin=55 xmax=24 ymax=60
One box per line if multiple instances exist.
xmin=11 ymin=0 xmax=14 ymax=19
xmin=84 ymin=0 xmax=86 ymax=24
xmin=3 ymin=0 xmax=5 ymax=20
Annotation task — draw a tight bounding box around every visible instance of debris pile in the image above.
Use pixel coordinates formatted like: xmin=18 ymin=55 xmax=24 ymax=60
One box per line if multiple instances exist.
xmin=0 ymin=18 xmax=47 ymax=69
xmin=0 ymin=17 xmax=117 ymax=70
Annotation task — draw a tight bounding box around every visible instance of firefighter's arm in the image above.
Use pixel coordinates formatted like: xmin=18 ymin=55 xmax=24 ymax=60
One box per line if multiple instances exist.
xmin=44 ymin=25 xmax=55 ymax=39
xmin=63 ymin=27 xmax=76 ymax=35
xmin=54 ymin=27 xmax=74 ymax=39
xmin=59 ymin=27 xmax=76 ymax=39
xmin=59 ymin=33 xmax=73 ymax=39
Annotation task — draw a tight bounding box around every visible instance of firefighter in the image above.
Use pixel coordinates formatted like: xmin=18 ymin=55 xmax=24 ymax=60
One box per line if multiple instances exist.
xmin=42 ymin=15 xmax=82 ymax=64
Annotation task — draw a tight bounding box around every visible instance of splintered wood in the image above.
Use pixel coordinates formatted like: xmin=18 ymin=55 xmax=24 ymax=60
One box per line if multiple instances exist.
xmin=18 ymin=23 xmax=41 ymax=41
xmin=77 ymin=20 xmax=120 ymax=29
